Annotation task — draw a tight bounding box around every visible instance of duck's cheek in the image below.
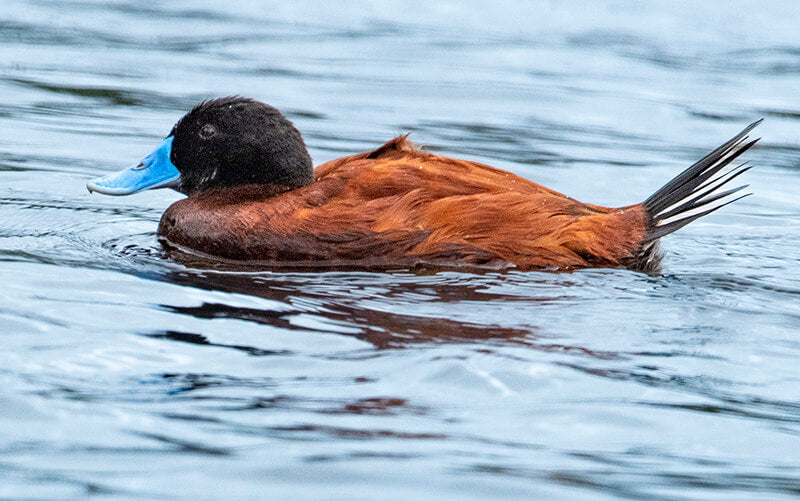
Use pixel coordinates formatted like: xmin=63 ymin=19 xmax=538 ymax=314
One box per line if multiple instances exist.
xmin=87 ymin=136 xmax=182 ymax=196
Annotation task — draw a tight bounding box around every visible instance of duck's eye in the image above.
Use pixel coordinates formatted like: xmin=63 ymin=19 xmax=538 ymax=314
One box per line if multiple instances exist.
xmin=199 ymin=124 xmax=217 ymax=139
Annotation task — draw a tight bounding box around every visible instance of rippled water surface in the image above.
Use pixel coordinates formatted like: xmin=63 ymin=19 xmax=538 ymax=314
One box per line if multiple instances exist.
xmin=2 ymin=1 xmax=800 ymax=499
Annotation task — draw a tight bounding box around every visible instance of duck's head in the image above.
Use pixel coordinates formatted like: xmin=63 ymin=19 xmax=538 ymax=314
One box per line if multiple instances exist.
xmin=87 ymin=97 xmax=314 ymax=196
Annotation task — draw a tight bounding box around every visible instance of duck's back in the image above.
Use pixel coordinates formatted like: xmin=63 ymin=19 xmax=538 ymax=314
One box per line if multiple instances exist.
xmin=158 ymin=136 xmax=647 ymax=269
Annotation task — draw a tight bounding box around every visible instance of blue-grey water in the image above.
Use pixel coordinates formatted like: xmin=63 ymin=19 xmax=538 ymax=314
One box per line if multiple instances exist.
xmin=2 ymin=1 xmax=800 ymax=499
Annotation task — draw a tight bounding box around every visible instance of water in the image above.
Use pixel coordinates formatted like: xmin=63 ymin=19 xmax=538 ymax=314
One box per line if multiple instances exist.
xmin=2 ymin=1 xmax=800 ymax=499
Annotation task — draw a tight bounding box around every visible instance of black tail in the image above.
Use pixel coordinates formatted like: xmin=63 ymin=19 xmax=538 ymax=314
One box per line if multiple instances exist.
xmin=631 ymin=120 xmax=761 ymax=273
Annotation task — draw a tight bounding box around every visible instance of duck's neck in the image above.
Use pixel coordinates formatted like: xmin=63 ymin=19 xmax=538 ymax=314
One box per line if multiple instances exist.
xmin=190 ymin=183 xmax=302 ymax=204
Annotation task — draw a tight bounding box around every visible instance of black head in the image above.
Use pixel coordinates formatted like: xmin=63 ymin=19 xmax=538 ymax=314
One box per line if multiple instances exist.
xmin=168 ymin=97 xmax=314 ymax=195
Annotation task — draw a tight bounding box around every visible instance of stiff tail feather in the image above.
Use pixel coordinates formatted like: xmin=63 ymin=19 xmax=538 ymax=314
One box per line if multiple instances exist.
xmin=628 ymin=119 xmax=761 ymax=273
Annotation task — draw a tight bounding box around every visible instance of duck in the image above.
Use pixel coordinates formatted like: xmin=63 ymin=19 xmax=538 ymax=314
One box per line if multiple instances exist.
xmin=86 ymin=97 xmax=760 ymax=273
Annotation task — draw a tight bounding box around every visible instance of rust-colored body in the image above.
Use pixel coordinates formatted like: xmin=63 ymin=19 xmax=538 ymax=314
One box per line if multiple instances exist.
xmin=159 ymin=137 xmax=649 ymax=270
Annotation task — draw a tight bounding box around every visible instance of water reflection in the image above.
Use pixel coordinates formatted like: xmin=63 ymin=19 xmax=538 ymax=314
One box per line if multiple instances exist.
xmin=147 ymin=330 xmax=292 ymax=356
xmin=150 ymin=265 xmax=630 ymax=360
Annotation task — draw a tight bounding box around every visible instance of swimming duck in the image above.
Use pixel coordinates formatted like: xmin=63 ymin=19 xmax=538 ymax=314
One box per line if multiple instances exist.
xmin=87 ymin=97 xmax=759 ymax=272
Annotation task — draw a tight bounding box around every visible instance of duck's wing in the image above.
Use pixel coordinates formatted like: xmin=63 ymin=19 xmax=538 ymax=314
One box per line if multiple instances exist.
xmin=306 ymin=138 xmax=648 ymax=269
